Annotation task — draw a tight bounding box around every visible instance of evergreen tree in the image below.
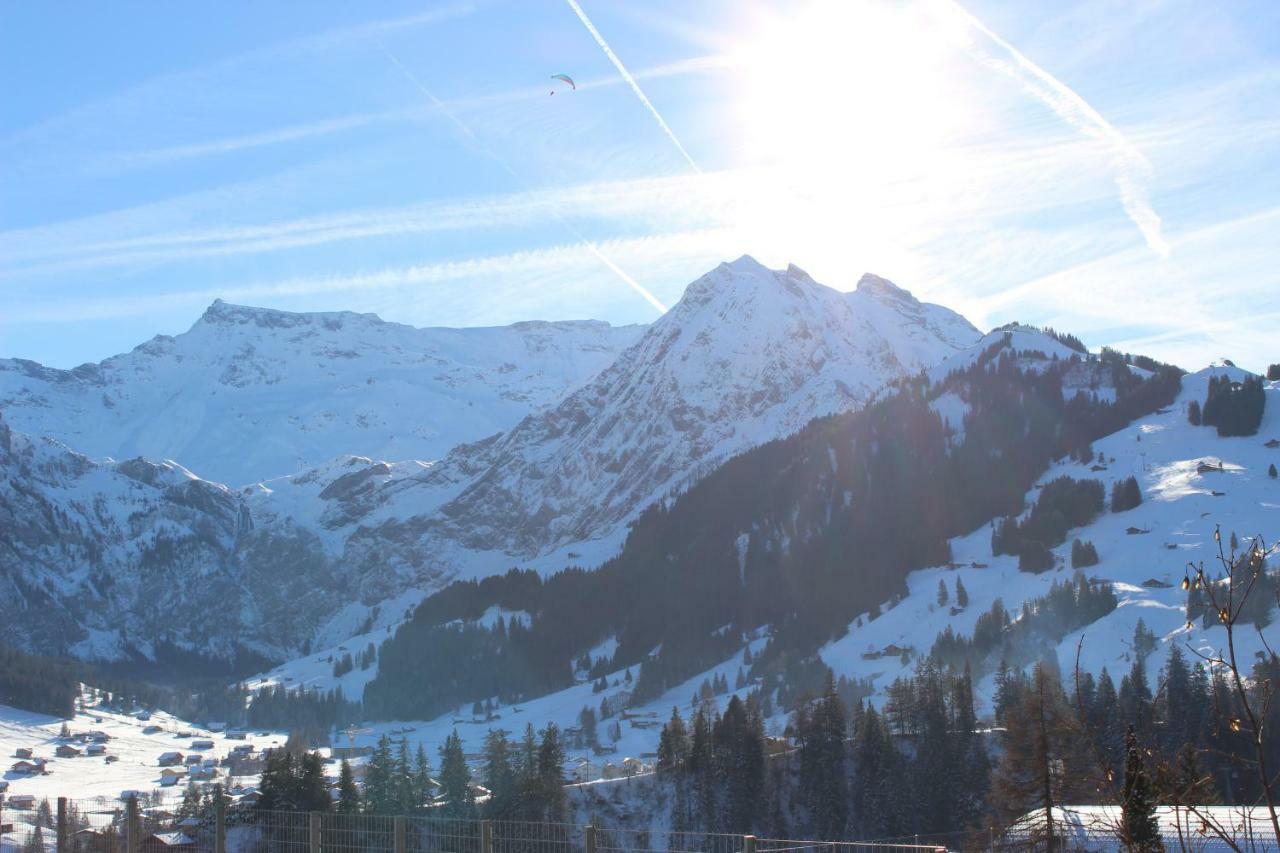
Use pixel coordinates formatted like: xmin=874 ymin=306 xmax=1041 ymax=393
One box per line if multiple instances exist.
xmin=955 ymin=576 xmax=969 ymax=609
xmin=515 ymin=724 xmax=542 ymax=820
xmin=363 ymin=735 xmax=394 ymax=814
xmin=438 ymin=730 xmax=475 ymax=818
xmin=1118 ymin=657 xmax=1153 ymax=733
xmin=797 ymin=671 xmax=847 ymax=838
xmin=937 ymin=579 xmax=949 ymax=607
xmin=656 ymin=707 xmax=690 ymax=773
xmin=393 ymin=738 xmax=415 ymax=813
xmin=1121 ymin=726 xmax=1161 ymax=851
xmin=482 ymin=729 xmax=515 ymax=818
xmin=1187 ymin=399 xmax=1201 ymax=426
xmin=537 ymin=723 xmax=567 ymax=822
xmin=1110 ymin=476 xmax=1143 ymax=512
xmin=1071 ymin=538 xmax=1099 ymax=568
xmin=414 ymin=744 xmax=434 ymax=813
xmin=1270 ymin=463 xmax=1277 ymax=479
xmin=337 ymin=759 xmax=361 ymax=814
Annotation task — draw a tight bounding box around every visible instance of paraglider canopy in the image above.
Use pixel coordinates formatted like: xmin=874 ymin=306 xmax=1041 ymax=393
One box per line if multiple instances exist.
xmin=549 ymin=73 xmax=576 ymax=95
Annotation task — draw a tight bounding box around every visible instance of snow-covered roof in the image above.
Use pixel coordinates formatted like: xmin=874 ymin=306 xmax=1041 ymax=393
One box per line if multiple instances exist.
xmin=1006 ymin=806 xmax=1278 ymax=851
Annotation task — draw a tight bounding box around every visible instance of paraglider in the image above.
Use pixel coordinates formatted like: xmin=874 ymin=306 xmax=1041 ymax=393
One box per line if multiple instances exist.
xmin=549 ymin=73 xmax=575 ymax=95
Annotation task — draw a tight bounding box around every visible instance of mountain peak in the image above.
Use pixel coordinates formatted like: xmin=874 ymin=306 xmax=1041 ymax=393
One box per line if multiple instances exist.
xmin=855 ymin=272 xmax=915 ymax=303
xmin=196 ymin=300 xmax=385 ymax=331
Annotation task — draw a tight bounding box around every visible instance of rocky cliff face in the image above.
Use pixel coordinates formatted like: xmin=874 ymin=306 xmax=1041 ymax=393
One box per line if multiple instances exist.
xmin=0 ymin=414 xmax=345 ymax=662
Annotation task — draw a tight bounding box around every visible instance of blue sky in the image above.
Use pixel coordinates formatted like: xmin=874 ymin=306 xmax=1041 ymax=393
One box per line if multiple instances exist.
xmin=2 ymin=0 xmax=1278 ymax=371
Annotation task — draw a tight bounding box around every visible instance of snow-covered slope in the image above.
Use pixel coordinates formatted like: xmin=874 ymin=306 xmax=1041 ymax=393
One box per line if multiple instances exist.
xmin=0 ymin=693 xmax=288 ymax=806
xmin=272 ymin=348 xmax=1277 ymax=774
xmin=0 ymin=257 xmax=978 ymax=662
xmin=819 ymin=359 xmax=1280 ymax=710
xmin=0 ymin=414 xmax=344 ymax=661
xmin=260 ymin=257 xmax=980 ymax=613
xmin=0 ymin=303 xmax=641 ymax=485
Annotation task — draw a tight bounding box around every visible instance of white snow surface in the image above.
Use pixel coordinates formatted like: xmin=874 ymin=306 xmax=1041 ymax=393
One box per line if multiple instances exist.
xmin=0 ymin=693 xmax=288 ymax=805
xmin=0 ymin=303 xmax=642 ymax=486
xmin=0 ymin=257 xmax=977 ymax=661
xmin=245 ymin=359 xmax=1280 ymax=776
xmin=820 ymin=363 xmax=1279 ymax=712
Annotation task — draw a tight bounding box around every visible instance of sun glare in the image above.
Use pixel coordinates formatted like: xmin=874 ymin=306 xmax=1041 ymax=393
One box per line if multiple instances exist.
xmin=724 ymin=0 xmax=977 ymax=277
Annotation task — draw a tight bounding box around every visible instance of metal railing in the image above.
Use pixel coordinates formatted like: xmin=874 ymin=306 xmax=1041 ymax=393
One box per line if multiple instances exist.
xmin=0 ymin=797 xmax=949 ymax=853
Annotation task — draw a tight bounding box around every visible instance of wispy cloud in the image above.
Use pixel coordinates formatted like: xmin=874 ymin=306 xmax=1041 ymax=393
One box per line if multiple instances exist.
xmin=0 ymin=229 xmax=733 ymax=326
xmin=564 ymin=0 xmax=702 ymax=174
xmin=931 ymin=0 xmax=1169 ymax=258
xmin=372 ymin=35 xmax=669 ymax=313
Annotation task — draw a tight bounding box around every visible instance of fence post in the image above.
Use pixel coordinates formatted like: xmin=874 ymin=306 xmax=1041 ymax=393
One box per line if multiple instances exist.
xmin=309 ymin=811 xmax=322 ymax=853
xmin=743 ymin=835 xmax=757 ymax=853
xmin=126 ymin=796 xmax=141 ymax=853
xmin=481 ymin=819 xmax=493 ymax=853
xmin=55 ymin=797 xmax=68 ymax=853
xmin=584 ymin=824 xmax=597 ymax=853
xmin=394 ymin=815 xmax=406 ymax=853
xmin=213 ymin=785 xmax=226 ymax=853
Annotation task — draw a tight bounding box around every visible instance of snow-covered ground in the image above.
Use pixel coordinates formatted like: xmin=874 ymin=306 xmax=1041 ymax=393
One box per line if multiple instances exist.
xmin=821 ymin=364 xmax=1279 ymax=709
xmin=0 ymin=695 xmax=288 ymax=805
xmin=252 ymin=363 xmax=1279 ymax=777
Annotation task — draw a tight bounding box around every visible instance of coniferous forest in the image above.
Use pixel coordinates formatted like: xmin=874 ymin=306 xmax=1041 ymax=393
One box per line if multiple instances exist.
xmin=365 ymin=338 xmax=1183 ymax=721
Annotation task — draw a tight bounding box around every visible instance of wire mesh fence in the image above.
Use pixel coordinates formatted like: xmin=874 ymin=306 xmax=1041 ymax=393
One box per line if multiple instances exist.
xmin=1 ymin=799 xmax=951 ymax=853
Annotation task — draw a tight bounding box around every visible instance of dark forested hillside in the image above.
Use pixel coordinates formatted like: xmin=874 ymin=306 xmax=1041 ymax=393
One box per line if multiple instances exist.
xmin=364 ymin=333 xmax=1182 ymax=720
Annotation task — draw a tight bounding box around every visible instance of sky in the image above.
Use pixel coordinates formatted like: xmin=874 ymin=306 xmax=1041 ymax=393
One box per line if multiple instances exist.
xmin=1 ymin=0 xmax=1278 ymax=371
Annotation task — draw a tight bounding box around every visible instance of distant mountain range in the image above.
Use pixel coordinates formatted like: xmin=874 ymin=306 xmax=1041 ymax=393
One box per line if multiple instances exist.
xmin=0 ymin=256 xmax=979 ymax=664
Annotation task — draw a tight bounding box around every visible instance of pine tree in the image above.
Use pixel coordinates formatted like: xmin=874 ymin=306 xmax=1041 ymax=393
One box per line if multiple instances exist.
xmin=797 ymin=671 xmax=847 ymax=839
xmin=515 ymin=724 xmax=541 ymax=821
xmin=481 ymin=729 xmax=515 ymax=818
xmin=937 ymin=578 xmax=949 ymax=607
xmin=1121 ymin=726 xmax=1161 ymax=851
xmin=657 ymin=707 xmax=690 ymax=773
xmin=1188 ymin=399 xmax=1201 ymax=426
xmin=394 ymin=738 xmax=414 ymax=813
xmin=955 ymin=576 xmax=969 ymax=609
xmin=363 ymin=735 xmax=394 ymax=814
xmin=537 ymin=723 xmax=567 ymax=823
xmin=1270 ymin=463 xmax=1277 ymax=479
xmin=413 ymin=744 xmax=433 ymax=813
xmin=297 ymin=752 xmax=331 ymax=812
xmin=337 ymin=759 xmax=361 ymax=814
xmin=438 ymin=730 xmax=474 ymax=818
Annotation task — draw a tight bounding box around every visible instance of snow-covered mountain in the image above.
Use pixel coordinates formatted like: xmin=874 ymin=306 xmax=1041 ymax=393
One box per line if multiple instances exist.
xmin=241 ymin=331 xmax=1276 ymax=771
xmin=0 ymin=413 xmax=350 ymax=661
xmin=0 ymin=302 xmax=642 ymax=485
xmin=0 ymin=256 xmax=979 ymax=663
xmin=244 ymin=257 xmax=981 ymax=635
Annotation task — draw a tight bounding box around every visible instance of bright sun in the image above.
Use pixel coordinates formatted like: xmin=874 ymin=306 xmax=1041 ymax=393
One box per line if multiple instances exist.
xmin=724 ymin=0 xmax=978 ymax=278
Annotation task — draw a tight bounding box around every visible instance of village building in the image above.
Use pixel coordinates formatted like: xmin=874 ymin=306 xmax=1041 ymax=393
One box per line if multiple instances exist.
xmin=140 ymin=832 xmax=196 ymax=853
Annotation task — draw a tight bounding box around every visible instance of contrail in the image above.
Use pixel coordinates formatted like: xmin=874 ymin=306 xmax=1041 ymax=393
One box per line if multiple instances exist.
xmin=564 ymin=0 xmax=703 ymax=174
xmin=933 ymin=0 xmax=1169 ymax=258
xmin=373 ymin=38 xmax=668 ymax=313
